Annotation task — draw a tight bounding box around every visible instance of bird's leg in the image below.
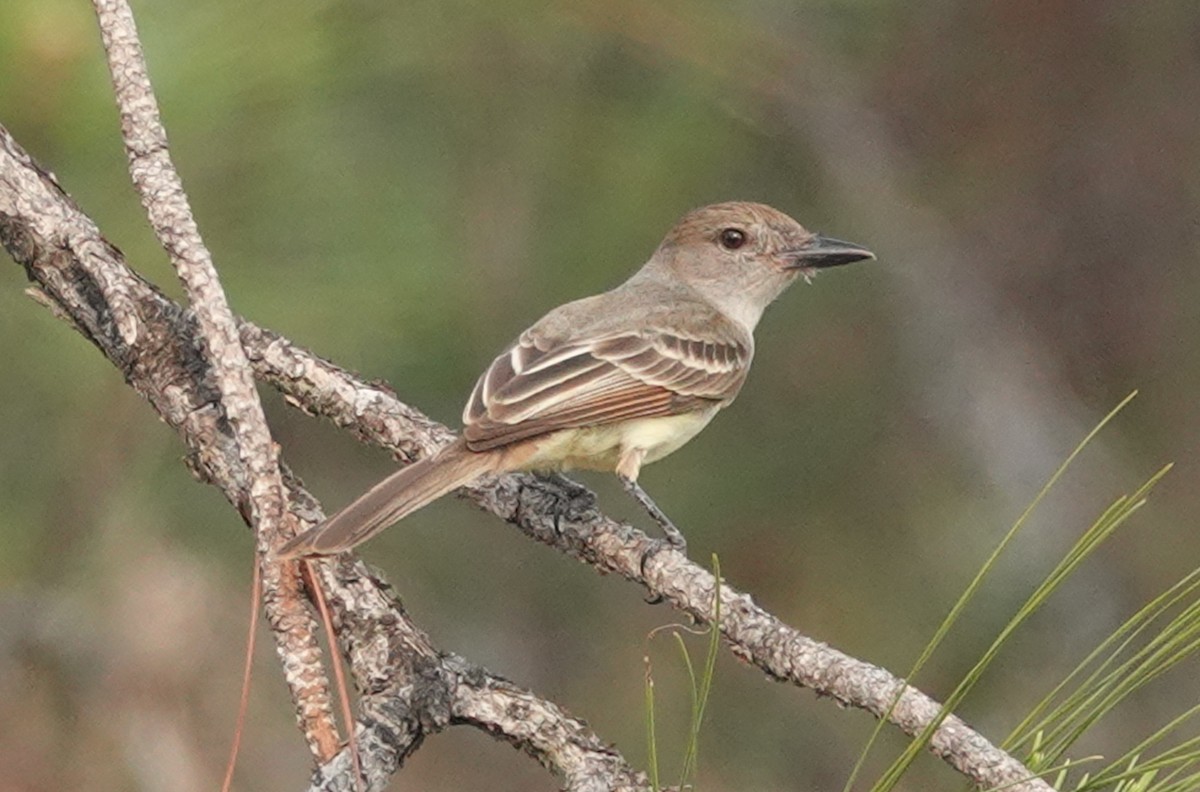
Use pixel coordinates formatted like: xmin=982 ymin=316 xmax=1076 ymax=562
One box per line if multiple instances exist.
xmin=618 ymin=475 xmax=688 ymax=553
xmin=616 ymin=448 xmax=688 ymax=552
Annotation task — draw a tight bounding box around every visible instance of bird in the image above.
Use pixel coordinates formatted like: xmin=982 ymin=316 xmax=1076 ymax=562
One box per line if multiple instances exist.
xmin=276 ymin=201 xmax=873 ymax=559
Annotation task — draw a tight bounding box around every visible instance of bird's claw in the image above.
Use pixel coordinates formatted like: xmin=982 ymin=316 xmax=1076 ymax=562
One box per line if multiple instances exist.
xmin=534 ymin=473 xmax=596 ymax=536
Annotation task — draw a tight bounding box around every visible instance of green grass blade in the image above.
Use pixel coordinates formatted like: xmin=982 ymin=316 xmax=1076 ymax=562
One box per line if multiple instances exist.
xmin=678 ymin=554 xmax=723 ymax=788
xmin=645 ymin=655 xmax=660 ymax=792
xmin=869 ymin=460 xmax=1170 ymax=792
xmin=1005 ymin=566 xmax=1200 ymax=754
xmin=856 ymin=393 xmax=1143 ymax=792
xmin=673 ymin=631 xmax=698 ymax=787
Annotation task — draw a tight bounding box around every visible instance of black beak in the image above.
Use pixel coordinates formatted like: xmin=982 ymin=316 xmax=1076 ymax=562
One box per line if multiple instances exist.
xmin=784 ymin=234 xmax=875 ymax=269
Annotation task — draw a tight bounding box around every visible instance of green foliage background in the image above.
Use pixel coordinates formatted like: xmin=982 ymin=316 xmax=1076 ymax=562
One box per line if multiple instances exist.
xmin=1 ymin=1 xmax=1198 ymax=789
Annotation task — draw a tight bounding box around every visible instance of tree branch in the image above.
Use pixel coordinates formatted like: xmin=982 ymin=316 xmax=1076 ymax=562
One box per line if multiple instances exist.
xmin=0 ymin=10 xmax=1053 ymax=784
xmin=0 ymin=121 xmax=646 ymax=792
xmin=244 ymin=316 xmax=1055 ymax=792
xmin=91 ymin=0 xmax=341 ymax=761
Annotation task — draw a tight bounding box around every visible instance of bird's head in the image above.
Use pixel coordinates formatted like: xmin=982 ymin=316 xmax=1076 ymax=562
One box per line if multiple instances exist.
xmin=652 ymin=201 xmax=874 ymax=329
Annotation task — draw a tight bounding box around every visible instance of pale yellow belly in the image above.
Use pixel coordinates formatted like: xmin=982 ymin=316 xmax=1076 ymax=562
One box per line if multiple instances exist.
xmin=518 ymin=408 xmax=720 ymax=473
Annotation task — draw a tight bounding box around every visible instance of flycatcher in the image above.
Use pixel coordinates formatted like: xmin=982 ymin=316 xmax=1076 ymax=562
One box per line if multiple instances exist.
xmin=278 ymin=201 xmax=873 ymax=559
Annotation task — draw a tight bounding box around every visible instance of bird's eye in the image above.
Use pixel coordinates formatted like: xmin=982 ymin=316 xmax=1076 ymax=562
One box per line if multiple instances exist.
xmin=718 ymin=228 xmax=747 ymax=250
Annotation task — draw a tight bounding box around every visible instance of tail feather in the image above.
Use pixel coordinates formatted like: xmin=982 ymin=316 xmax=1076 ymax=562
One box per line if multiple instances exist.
xmin=276 ymin=440 xmax=495 ymax=558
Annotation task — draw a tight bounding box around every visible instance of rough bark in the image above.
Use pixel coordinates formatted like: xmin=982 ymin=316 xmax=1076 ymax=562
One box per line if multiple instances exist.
xmin=0 ymin=5 xmax=1054 ymax=787
xmin=1 ymin=121 xmax=1049 ymax=791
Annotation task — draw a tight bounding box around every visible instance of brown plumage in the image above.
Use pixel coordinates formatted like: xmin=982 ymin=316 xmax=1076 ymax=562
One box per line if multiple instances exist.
xmin=462 ymin=322 xmax=751 ymax=450
xmin=276 ymin=202 xmax=872 ymax=559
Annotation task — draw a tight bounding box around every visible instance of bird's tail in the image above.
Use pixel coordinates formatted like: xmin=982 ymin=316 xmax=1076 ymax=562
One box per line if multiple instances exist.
xmin=275 ymin=439 xmax=496 ymax=558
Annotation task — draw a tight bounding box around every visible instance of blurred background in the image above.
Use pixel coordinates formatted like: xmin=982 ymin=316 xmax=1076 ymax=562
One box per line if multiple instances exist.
xmin=2 ymin=1 xmax=1199 ymax=789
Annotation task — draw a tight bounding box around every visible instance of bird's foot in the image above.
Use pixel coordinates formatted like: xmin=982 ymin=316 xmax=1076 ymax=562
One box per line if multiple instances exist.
xmin=536 ymin=472 xmax=597 ymax=532
xmin=638 ymin=536 xmax=683 ymax=600
xmin=540 ymin=472 xmax=596 ymax=507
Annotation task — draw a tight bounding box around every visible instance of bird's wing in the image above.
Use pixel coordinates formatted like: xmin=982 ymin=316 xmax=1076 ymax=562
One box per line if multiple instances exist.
xmin=461 ymin=322 xmax=752 ymax=451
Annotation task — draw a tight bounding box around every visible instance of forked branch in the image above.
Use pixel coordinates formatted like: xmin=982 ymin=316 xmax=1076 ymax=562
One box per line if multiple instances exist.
xmin=0 ymin=4 xmax=1052 ymax=789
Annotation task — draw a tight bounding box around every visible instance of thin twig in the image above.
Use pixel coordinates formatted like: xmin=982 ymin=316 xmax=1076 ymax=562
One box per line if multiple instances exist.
xmin=90 ymin=0 xmax=339 ymax=760
xmin=253 ymin=333 xmax=1053 ymax=792
xmin=0 ymin=120 xmax=646 ymax=790
xmin=0 ymin=114 xmax=1049 ymax=790
xmin=305 ymin=560 xmax=364 ymax=792
xmin=221 ymin=553 xmax=262 ymax=792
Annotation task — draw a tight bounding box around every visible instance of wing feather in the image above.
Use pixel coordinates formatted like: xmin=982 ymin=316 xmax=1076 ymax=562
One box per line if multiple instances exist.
xmin=462 ymin=320 xmax=751 ymax=452
xmin=490 ymin=351 xmax=608 ymax=405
